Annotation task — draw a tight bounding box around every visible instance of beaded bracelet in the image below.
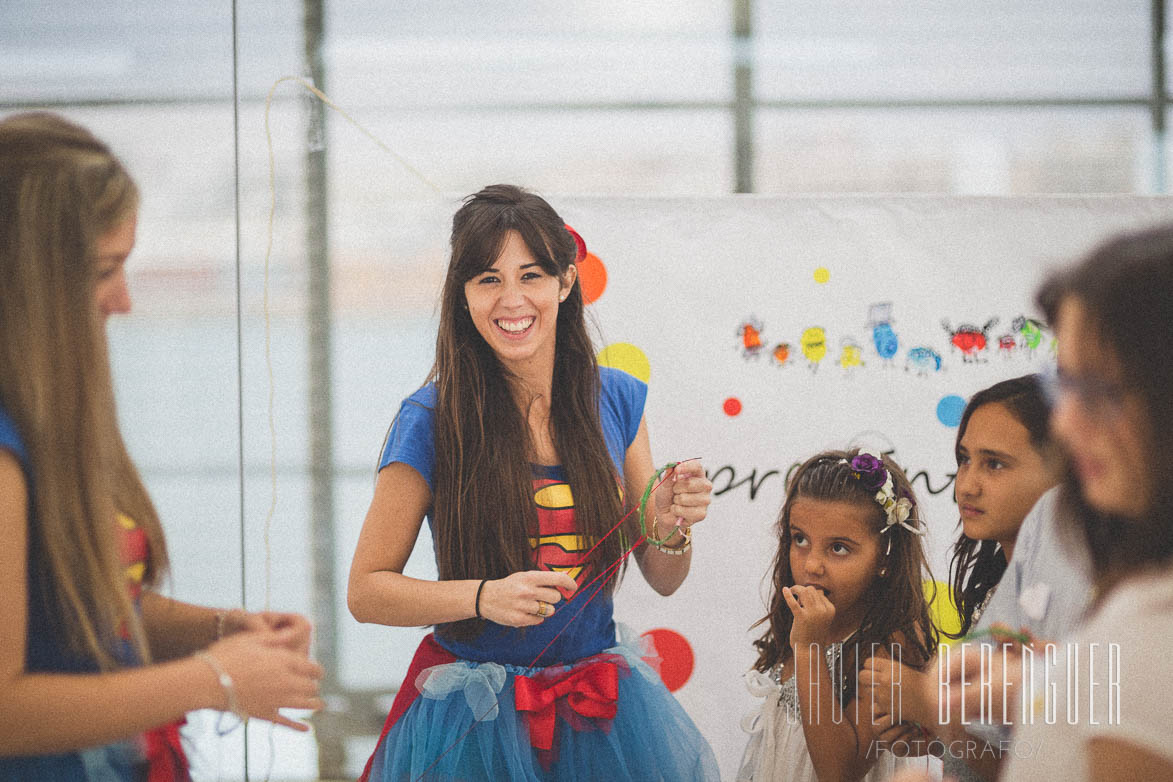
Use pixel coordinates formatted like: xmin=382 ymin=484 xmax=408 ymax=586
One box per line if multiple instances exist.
xmin=637 ymin=461 xmax=679 ymax=546
xmin=650 ymin=512 xmax=692 ymax=555
xmin=194 ymin=650 xmax=249 ymax=722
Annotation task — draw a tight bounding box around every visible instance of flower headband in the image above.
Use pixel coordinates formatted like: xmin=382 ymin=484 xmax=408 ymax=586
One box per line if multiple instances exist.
xmin=840 ymin=450 xmax=923 ymax=536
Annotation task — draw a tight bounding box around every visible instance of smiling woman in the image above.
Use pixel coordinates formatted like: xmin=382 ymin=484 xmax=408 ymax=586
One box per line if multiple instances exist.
xmin=463 ymin=230 xmax=577 ymax=385
xmin=348 ymin=184 xmax=719 ymax=781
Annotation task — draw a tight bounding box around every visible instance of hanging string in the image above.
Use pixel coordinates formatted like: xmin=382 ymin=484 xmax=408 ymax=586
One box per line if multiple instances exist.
xmin=261 ymin=75 xmax=445 ymax=607
xmin=259 ymin=76 xmax=449 ymax=782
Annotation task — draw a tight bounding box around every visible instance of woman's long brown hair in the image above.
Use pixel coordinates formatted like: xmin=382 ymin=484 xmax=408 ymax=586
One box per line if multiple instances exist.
xmin=1037 ymin=225 xmax=1173 ymax=598
xmin=429 ymin=185 xmax=625 ymax=640
xmin=0 ymin=112 xmax=168 ymax=669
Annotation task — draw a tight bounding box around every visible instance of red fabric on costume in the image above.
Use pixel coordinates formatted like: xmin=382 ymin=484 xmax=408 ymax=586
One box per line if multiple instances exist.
xmin=144 ymin=720 xmax=191 ymax=782
xmin=119 ymin=513 xmax=191 ymax=782
xmin=358 ymin=634 xmax=457 ymax=782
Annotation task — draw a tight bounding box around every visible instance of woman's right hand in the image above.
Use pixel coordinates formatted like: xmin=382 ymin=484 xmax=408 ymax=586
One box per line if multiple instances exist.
xmin=478 ymin=570 xmax=579 ymax=627
xmin=202 ymin=628 xmax=325 ymax=731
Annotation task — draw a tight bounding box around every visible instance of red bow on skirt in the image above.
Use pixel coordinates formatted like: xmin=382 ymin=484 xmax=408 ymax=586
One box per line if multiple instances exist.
xmin=514 ymin=654 xmax=626 ymax=768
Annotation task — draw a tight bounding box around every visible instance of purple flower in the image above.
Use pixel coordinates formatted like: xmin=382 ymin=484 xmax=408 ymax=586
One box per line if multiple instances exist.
xmin=850 ymin=452 xmax=888 ymax=490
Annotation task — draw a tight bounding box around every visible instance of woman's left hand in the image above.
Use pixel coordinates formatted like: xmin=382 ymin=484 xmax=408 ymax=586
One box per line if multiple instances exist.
xmin=654 ymin=459 xmax=712 ymax=533
xmin=222 ymin=610 xmax=313 ymax=656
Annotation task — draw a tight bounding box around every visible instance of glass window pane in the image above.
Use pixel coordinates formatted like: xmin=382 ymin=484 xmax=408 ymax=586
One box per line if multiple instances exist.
xmin=307 ymin=107 xmax=735 ymax=197
xmin=754 ymin=0 xmax=1150 ymax=101
xmin=0 ymin=2 xmax=299 ymax=103
xmin=326 ymin=1 xmax=731 ymax=106
xmin=755 ymin=107 xmax=1151 ymax=193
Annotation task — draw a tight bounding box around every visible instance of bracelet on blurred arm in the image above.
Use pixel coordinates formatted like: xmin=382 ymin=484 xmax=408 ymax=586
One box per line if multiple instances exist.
xmin=194 ymin=650 xmax=249 ymax=721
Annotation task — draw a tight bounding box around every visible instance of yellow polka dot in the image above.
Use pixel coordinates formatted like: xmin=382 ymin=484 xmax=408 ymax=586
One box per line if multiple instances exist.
xmin=597 ymin=343 xmax=651 ymax=383
xmin=814 ymin=267 xmax=830 ymax=284
xmin=924 ymin=579 xmax=963 ymax=641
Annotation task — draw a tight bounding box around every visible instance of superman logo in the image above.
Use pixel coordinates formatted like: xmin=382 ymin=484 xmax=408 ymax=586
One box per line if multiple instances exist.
xmin=529 ymin=477 xmax=593 ymax=589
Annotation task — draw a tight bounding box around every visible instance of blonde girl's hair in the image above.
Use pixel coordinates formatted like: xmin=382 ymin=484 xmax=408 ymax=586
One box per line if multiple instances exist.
xmin=0 ymin=112 xmax=168 ymax=669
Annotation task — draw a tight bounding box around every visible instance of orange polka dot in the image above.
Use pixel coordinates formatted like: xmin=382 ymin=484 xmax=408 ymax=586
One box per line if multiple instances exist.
xmin=723 ymin=397 xmax=742 ymax=417
xmin=577 ymin=252 xmax=608 ymax=304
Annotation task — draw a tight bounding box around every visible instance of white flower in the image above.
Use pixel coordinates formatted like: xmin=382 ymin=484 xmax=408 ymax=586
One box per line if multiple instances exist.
xmin=893 ymin=497 xmax=913 ymax=525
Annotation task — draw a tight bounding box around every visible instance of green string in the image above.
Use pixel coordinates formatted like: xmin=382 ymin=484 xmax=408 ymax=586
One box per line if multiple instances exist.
xmin=637 ymin=461 xmax=678 ymax=545
xmin=961 ymin=626 xmax=1034 ymax=646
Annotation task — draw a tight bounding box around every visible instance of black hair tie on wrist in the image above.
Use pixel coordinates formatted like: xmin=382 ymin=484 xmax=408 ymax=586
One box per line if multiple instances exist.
xmin=474 ymin=578 xmax=488 ymax=619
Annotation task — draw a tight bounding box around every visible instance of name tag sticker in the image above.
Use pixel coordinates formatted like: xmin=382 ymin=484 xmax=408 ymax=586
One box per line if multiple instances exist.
xmin=1019 ymin=582 xmax=1051 ymax=622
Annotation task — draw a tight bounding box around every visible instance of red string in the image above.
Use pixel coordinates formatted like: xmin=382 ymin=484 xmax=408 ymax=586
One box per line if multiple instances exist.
xmin=410 ymin=460 xmax=697 ymax=782
xmin=527 ymin=533 xmax=645 ymax=668
xmin=568 ymin=456 xmax=700 ymax=572
xmin=412 ymin=536 xmax=643 ymax=781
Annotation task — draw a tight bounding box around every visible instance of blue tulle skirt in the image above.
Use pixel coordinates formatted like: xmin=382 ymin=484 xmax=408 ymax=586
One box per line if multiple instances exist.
xmin=368 ymin=635 xmax=720 ymax=782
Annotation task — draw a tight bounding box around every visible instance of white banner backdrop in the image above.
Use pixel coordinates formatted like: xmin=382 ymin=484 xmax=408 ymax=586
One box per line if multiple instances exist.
xmin=192 ymin=193 xmax=1173 ymax=778
xmin=530 ymin=195 xmax=1173 ymax=778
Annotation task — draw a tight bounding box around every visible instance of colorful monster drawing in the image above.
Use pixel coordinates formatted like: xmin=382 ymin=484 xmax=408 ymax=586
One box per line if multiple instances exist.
xmin=866 ymin=302 xmax=899 ymax=367
xmin=800 ymin=327 xmax=827 ymax=372
xmin=771 ymin=342 xmax=791 ymax=367
xmin=839 ymin=338 xmax=864 ymax=371
xmin=942 ymin=318 xmax=999 ymax=363
xmin=737 ymin=318 xmax=766 ymax=359
xmin=997 ymin=333 xmax=1017 ymax=358
xmin=1011 ymin=315 xmax=1046 ymax=358
xmin=906 ymin=346 xmax=943 ymax=377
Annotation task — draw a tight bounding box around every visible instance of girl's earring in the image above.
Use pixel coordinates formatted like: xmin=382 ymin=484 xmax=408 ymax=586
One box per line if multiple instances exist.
xmin=878 ymin=567 xmax=888 ymax=577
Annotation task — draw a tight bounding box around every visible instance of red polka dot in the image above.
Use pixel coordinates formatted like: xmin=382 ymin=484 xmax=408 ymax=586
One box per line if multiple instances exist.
xmin=578 ymin=252 xmax=608 ymax=304
xmin=723 ymin=397 xmax=742 ymax=417
xmin=641 ymin=628 xmax=695 ymax=692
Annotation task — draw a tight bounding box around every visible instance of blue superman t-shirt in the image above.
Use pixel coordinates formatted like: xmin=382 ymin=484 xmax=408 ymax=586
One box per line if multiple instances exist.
xmin=378 ymin=366 xmax=647 ymax=666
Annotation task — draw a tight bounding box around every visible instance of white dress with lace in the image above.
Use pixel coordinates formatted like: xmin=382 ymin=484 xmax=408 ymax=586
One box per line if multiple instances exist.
xmin=737 ymin=642 xmax=940 ymax=782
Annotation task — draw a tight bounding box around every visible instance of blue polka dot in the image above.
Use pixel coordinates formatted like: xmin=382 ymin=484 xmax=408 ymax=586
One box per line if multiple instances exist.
xmin=936 ymin=395 xmax=966 ymax=427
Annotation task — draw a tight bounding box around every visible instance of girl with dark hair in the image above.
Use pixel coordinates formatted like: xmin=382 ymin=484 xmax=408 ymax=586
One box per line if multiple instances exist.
xmin=349 ymin=185 xmax=719 ymax=781
xmin=861 ymin=375 xmax=1059 ymax=782
xmin=738 ymin=448 xmax=938 ymax=782
xmin=947 ymin=374 xmax=1056 ymax=638
xmin=0 ymin=113 xmax=323 ymax=781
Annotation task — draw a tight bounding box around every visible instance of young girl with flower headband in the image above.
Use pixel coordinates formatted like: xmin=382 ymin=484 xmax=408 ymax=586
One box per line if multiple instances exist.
xmin=738 ymin=448 xmax=939 ymax=782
